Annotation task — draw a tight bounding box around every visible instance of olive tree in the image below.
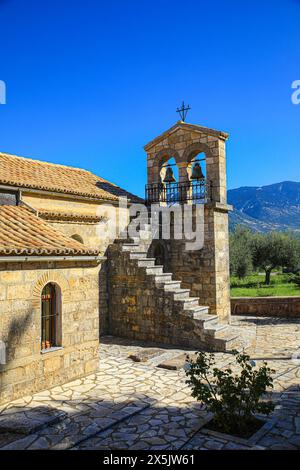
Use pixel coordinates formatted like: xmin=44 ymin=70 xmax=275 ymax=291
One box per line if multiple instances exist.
xmin=252 ymin=232 xmax=300 ymax=285
xmin=229 ymin=226 xmax=253 ymax=279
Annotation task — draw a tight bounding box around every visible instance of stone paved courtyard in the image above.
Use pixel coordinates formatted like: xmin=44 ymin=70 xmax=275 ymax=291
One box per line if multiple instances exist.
xmin=0 ymin=316 xmax=300 ymax=450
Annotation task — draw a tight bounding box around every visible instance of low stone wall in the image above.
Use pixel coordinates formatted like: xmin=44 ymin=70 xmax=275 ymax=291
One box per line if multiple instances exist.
xmin=231 ymin=296 xmax=300 ymax=317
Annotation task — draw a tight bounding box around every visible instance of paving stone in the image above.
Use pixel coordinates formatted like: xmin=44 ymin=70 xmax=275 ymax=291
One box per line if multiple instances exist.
xmin=203 ymin=439 xmax=224 ymax=450
xmin=295 ymin=417 xmax=300 ymax=433
xmin=128 ymin=349 xmax=163 ymax=362
xmin=157 ymin=353 xmax=190 ymax=370
xmin=1 ymin=320 xmax=300 ymax=451
xmin=0 ymin=434 xmax=38 ymax=450
xmin=0 ymin=406 xmax=66 ymax=434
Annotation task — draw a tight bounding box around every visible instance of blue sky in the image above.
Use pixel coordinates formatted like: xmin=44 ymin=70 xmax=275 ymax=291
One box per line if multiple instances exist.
xmin=0 ymin=0 xmax=299 ymax=197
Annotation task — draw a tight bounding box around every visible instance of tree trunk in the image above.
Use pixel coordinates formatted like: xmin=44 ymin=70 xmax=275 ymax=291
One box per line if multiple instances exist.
xmin=265 ymin=269 xmax=272 ymax=285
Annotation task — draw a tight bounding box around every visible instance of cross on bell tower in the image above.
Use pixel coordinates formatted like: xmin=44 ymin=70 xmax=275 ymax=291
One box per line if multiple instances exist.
xmin=176 ymin=101 xmax=191 ymax=122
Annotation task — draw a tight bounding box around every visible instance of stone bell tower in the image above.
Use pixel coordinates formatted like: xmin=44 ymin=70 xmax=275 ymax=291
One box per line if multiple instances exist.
xmin=144 ymin=120 xmax=232 ymax=323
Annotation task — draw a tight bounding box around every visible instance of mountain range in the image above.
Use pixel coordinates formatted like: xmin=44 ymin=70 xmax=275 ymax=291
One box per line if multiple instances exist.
xmin=228 ymin=181 xmax=300 ymax=233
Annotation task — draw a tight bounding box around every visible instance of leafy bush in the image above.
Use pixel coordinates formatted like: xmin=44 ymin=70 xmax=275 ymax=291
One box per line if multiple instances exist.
xmin=185 ymin=351 xmax=275 ymax=436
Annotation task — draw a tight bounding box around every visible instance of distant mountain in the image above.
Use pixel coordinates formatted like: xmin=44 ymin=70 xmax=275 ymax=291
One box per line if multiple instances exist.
xmin=228 ymin=181 xmax=300 ymax=232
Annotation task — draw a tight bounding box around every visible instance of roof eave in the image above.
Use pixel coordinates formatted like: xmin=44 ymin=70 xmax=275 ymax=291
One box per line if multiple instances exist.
xmin=0 ymin=255 xmax=106 ymax=263
xmin=0 ymin=183 xmax=142 ymax=205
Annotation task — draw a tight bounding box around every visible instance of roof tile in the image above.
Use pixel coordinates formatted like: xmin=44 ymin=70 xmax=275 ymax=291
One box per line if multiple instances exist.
xmin=0 ymin=206 xmax=100 ymax=256
xmin=0 ymin=152 xmax=142 ymax=202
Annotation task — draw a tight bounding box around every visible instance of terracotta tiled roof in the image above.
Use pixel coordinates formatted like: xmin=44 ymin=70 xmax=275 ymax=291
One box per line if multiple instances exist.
xmin=0 ymin=206 xmax=100 ymax=256
xmin=0 ymin=152 xmax=142 ymax=202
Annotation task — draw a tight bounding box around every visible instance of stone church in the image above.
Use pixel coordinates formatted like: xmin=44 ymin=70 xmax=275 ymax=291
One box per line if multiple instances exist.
xmin=0 ymin=120 xmax=243 ymax=405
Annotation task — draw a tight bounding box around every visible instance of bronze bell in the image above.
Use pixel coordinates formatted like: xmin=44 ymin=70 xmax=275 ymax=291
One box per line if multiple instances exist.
xmin=163 ymin=166 xmax=176 ymax=183
xmin=190 ymin=162 xmax=204 ymax=180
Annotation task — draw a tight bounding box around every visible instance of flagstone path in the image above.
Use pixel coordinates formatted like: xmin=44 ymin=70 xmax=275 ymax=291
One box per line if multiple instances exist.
xmin=0 ymin=316 xmax=300 ymax=450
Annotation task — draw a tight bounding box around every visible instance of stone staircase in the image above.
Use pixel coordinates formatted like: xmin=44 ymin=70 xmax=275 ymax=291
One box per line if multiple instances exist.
xmin=118 ymin=221 xmax=246 ymax=352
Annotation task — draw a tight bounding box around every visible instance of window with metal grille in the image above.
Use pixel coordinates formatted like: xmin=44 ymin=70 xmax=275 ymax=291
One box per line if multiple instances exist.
xmin=41 ymin=283 xmax=59 ymax=350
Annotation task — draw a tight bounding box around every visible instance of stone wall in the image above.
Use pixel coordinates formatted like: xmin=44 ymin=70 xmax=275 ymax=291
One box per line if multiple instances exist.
xmin=231 ymin=297 xmax=300 ymax=317
xmin=148 ymin=203 xmax=231 ymax=322
xmin=106 ymin=243 xmax=219 ymax=349
xmin=0 ymin=260 xmax=101 ymax=405
xmin=19 ymin=193 xmax=131 ymax=341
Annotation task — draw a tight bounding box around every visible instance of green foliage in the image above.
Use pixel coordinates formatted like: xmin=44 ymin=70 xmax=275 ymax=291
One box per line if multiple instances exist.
xmin=185 ymin=351 xmax=275 ymax=435
xmin=229 ymin=226 xmax=253 ymax=279
xmin=252 ymin=232 xmax=300 ymax=285
xmin=229 ymin=226 xmax=300 ymax=285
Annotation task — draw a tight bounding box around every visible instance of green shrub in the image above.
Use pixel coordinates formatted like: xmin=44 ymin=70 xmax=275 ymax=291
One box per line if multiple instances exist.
xmin=185 ymin=351 xmax=275 ymax=435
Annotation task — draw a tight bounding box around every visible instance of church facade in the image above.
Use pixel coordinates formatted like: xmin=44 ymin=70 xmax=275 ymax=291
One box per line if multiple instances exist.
xmin=0 ymin=121 xmax=240 ymax=405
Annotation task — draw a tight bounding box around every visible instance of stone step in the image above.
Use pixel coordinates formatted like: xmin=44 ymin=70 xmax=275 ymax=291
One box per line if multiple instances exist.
xmin=137 ymin=258 xmax=156 ymax=268
xmin=183 ymin=305 xmax=210 ymax=316
xmin=210 ymin=331 xmax=240 ymax=352
xmin=214 ymin=328 xmax=249 ymax=353
xmin=186 ymin=310 xmax=217 ymax=325
xmin=129 ymin=252 xmax=148 ymax=260
xmin=172 ymin=289 xmax=191 ymax=300
xmin=163 ymin=281 xmax=181 ymax=291
xmin=0 ymin=406 xmax=66 ymax=435
xmin=194 ymin=314 xmax=218 ymax=327
xmin=203 ymin=324 xmax=228 ymax=337
xmin=145 ymin=266 xmax=163 ymax=275
xmin=154 ymin=273 xmax=173 ymax=283
xmin=1 ymin=401 xmax=150 ymax=451
xmin=193 ymin=309 xmax=213 ymax=320
xmin=177 ymin=297 xmax=199 ymax=309
xmin=122 ymin=244 xmax=144 ymax=252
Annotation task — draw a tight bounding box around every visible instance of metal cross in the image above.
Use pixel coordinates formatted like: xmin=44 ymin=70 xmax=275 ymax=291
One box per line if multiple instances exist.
xmin=176 ymin=101 xmax=191 ymax=122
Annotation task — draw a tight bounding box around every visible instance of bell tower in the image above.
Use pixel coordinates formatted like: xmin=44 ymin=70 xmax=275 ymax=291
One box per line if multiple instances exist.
xmin=144 ymin=120 xmax=232 ymax=322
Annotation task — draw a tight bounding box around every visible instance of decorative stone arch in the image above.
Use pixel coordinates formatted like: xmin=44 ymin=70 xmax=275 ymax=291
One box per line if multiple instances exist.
xmin=181 ymin=142 xmax=212 ymax=165
xmin=155 ymin=147 xmax=181 ymax=165
xmin=153 ymin=147 xmax=181 ymax=182
xmin=31 ymin=271 xmax=70 ymax=309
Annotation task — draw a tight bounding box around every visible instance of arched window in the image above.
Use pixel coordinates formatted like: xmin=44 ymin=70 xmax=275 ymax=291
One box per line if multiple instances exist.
xmin=41 ymin=283 xmax=61 ymax=350
xmin=71 ymin=234 xmax=84 ymax=244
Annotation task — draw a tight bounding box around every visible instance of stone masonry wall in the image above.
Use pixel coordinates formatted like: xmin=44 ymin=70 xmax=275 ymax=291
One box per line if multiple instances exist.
xmin=148 ymin=204 xmax=231 ymax=322
xmin=0 ymin=260 xmax=100 ymax=405
xmin=20 ymin=193 xmax=130 ymax=339
xmin=231 ymin=296 xmax=300 ymax=317
xmin=107 ymin=243 xmax=218 ymax=349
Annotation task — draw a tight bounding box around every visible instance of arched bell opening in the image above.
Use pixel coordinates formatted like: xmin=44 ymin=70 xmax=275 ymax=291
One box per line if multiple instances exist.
xmin=188 ymin=152 xmax=207 ymax=204
xmin=159 ymin=157 xmax=179 ymax=206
